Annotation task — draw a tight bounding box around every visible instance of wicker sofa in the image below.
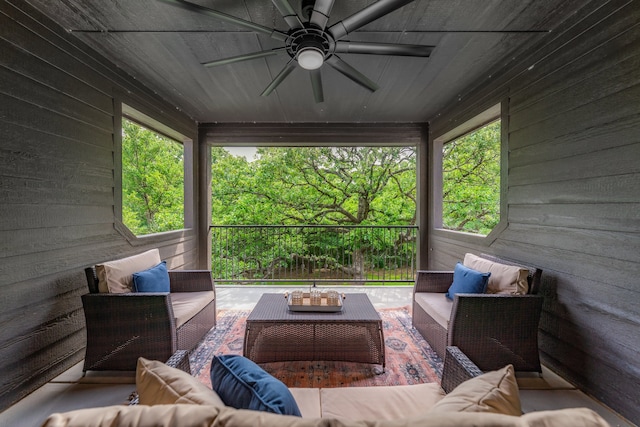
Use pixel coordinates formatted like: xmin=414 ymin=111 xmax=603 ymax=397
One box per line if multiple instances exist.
xmin=412 ymin=253 xmax=543 ymax=373
xmin=82 ymin=249 xmax=216 ymax=372
xmin=41 ymin=347 xmax=610 ymax=427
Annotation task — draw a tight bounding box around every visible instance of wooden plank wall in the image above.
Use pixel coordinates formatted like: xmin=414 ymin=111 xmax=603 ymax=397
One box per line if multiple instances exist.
xmin=427 ymin=0 xmax=639 ymax=422
xmin=0 ymin=1 xmax=199 ymax=411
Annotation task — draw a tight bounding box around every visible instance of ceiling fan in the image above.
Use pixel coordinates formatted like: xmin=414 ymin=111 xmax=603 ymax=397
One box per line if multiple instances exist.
xmin=159 ymin=0 xmax=434 ymax=102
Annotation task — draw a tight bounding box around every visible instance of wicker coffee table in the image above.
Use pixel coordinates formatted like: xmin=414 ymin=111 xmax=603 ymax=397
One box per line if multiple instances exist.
xmin=243 ymin=293 xmax=385 ymax=369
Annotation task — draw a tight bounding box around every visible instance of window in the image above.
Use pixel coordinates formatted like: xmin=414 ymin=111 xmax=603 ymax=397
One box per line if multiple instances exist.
xmin=121 ymin=114 xmax=185 ymax=236
xmin=434 ymin=104 xmax=504 ymax=237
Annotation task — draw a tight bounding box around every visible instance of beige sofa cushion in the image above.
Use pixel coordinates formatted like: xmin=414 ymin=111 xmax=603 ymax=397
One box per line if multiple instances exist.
xmin=414 ymin=292 xmax=453 ymax=328
xmin=429 ymin=364 xmax=521 ymax=416
xmin=96 ymin=249 xmax=162 ymax=293
xmin=518 ymin=408 xmax=612 ymax=427
xmin=320 ymin=382 xmax=444 ymax=421
xmin=289 ymin=388 xmax=322 ymax=418
xmin=40 ymin=405 xmax=611 ymax=427
xmin=463 ymin=253 xmax=529 ymax=294
xmin=136 ymin=357 xmax=225 ymax=406
xmin=171 ymin=291 xmax=216 ymax=328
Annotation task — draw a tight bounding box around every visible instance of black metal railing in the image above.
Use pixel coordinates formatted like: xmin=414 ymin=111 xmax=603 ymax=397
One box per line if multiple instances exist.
xmin=210 ymin=225 xmax=417 ymax=286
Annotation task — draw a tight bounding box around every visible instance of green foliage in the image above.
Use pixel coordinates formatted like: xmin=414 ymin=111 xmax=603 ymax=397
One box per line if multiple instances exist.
xmin=121 ymin=119 xmax=184 ymax=235
xmin=210 ymin=147 xmax=417 ymax=281
xmin=442 ymin=120 xmax=501 ymax=235
xmin=211 ymin=147 xmax=416 ymax=226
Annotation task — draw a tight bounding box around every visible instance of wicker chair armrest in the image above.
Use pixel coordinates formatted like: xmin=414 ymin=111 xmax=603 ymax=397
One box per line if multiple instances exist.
xmin=81 ymin=293 xmax=178 ymax=372
xmin=85 ymin=267 xmax=100 ymax=293
xmin=82 ymin=292 xmax=174 ymax=319
xmin=129 ymin=350 xmax=191 ymax=405
xmin=441 ymin=346 xmax=484 ymax=393
xmin=81 ymin=293 xmax=177 ymax=339
xmin=449 ymin=293 xmax=543 ymax=326
xmin=449 ymin=294 xmax=544 ymax=372
xmin=164 ymin=349 xmax=191 ymax=373
xmin=414 ymin=270 xmax=454 ymax=294
xmin=169 ymin=270 xmax=215 ymax=293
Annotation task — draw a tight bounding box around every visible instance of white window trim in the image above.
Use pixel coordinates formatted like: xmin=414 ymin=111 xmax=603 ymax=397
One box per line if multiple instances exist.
xmin=432 ymin=102 xmax=508 ymax=245
xmin=114 ymin=102 xmax=194 ymax=244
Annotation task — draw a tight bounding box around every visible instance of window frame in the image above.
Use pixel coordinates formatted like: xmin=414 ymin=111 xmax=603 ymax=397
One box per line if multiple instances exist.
xmin=114 ymin=102 xmax=195 ymax=244
xmin=432 ymin=101 xmax=508 ymax=244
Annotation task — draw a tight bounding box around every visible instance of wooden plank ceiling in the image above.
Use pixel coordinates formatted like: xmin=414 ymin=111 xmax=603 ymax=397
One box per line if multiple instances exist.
xmin=25 ymin=0 xmax=588 ymax=123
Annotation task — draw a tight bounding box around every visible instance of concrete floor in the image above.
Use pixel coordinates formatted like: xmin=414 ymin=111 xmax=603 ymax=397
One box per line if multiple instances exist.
xmin=0 ymin=286 xmax=634 ymax=427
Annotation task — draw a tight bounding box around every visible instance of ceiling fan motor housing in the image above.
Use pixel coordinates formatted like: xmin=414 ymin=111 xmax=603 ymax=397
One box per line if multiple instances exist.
xmin=286 ymin=26 xmax=334 ymax=63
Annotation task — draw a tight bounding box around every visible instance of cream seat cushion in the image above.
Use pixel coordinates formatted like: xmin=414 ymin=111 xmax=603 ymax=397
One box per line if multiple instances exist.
xmin=96 ymin=249 xmax=162 ymax=293
xmin=41 ymin=405 xmax=611 ymax=427
xmin=414 ymin=292 xmax=453 ymax=329
xmin=320 ymin=383 xmax=444 ymax=421
xmin=289 ymin=389 xmax=321 ymax=418
xmin=463 ymin=253 xmax=529 ymax=294
xmin=171 ymin=291 xmax=216 ymax=328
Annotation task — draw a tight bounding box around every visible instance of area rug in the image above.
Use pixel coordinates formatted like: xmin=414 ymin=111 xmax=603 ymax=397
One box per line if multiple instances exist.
xmin=189 ymin=307 xmax=443 ymax=388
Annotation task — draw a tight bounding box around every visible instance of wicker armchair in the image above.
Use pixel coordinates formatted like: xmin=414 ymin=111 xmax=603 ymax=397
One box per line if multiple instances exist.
xmin=82 ymin=268 xmax=216 ymax=372
xmin=412 ymin=254 xmax=543 ymax=373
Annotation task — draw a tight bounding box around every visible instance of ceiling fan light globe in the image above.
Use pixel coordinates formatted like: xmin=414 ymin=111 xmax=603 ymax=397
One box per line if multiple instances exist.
xmin=297 ymin=48 xmax=324 ymax=70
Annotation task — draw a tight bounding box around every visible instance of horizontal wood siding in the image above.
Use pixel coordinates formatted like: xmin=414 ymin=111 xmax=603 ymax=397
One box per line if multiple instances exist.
xmin=0 ymin=1 xmax=198 ymax=411
xmin=427 ymin=0 xmax=640 ymax=422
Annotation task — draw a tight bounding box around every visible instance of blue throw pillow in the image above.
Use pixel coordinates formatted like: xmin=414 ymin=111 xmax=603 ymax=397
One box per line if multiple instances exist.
xmin=210 ymin=355 xmax=301 ymax=416
xmin=132 ymin=261 xmax=170 ymax=292
xmin=445 ymin=262 xmax=491 ymax=300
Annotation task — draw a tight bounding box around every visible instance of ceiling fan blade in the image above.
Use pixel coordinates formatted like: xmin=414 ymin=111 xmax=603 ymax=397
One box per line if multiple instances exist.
xmin=309 ymin=0 xmax=335 ymax=30
xmin=328 ymin=0 xmax=414 ymax=39
xmin=157 ymin=0 xmax=287 ymax=41
xmin=334 ymin=41 xmax=433 ymax=57
xmin=310 ymin=69 xmax=324 ymax=103
xmin=261 ymin=60 xmax=297 ymax=97
xmin=271 ymin=0 xmax=304 ymax=29
xmin=202 ymin=48 xmax=286 ymax=67
xmin=325 ymin=55 xmax=379 ymax=92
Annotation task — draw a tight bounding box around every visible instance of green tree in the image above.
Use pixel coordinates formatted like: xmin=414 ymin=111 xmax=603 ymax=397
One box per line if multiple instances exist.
xmin=442 ymin=120 xmax=501 ymax=235
xmin=211 ymin=147 xmax=417 ymax=226
xmin=122 ymin=119 xmax=184 ymax=235
xmin=210 ymin=147 xmax=416 ymax=280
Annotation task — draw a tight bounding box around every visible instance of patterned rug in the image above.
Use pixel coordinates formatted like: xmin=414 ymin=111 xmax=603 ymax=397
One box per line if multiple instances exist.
xmin=189 ymin=307 xmax=443 ymax=388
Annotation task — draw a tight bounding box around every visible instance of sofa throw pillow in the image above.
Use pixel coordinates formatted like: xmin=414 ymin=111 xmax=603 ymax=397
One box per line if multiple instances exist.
xmin=463 ymin=253 xmax=529 ymax=294
xmin=133 ymin=261 xmax=170 ymax=292
xmin=445 ymin=263 xmax=491 ymax=300
xmin=428 ymin=364 xmax=521 ymax=416
xmin=95 ymin=248 xmax=161 ymax=293
xmin=136 ymin=357 xmax=225 ymax=406
xmin=210 ymin=354 xmax=302 ymax=416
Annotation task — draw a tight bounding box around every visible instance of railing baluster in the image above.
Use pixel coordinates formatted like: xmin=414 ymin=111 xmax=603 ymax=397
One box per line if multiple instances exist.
xmin=210 ymin=224 xmax=417 ymax=286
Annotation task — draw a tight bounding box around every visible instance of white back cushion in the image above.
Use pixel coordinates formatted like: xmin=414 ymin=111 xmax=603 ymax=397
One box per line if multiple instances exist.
xmin=463 ymin=253 xmax=529 ymax=294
